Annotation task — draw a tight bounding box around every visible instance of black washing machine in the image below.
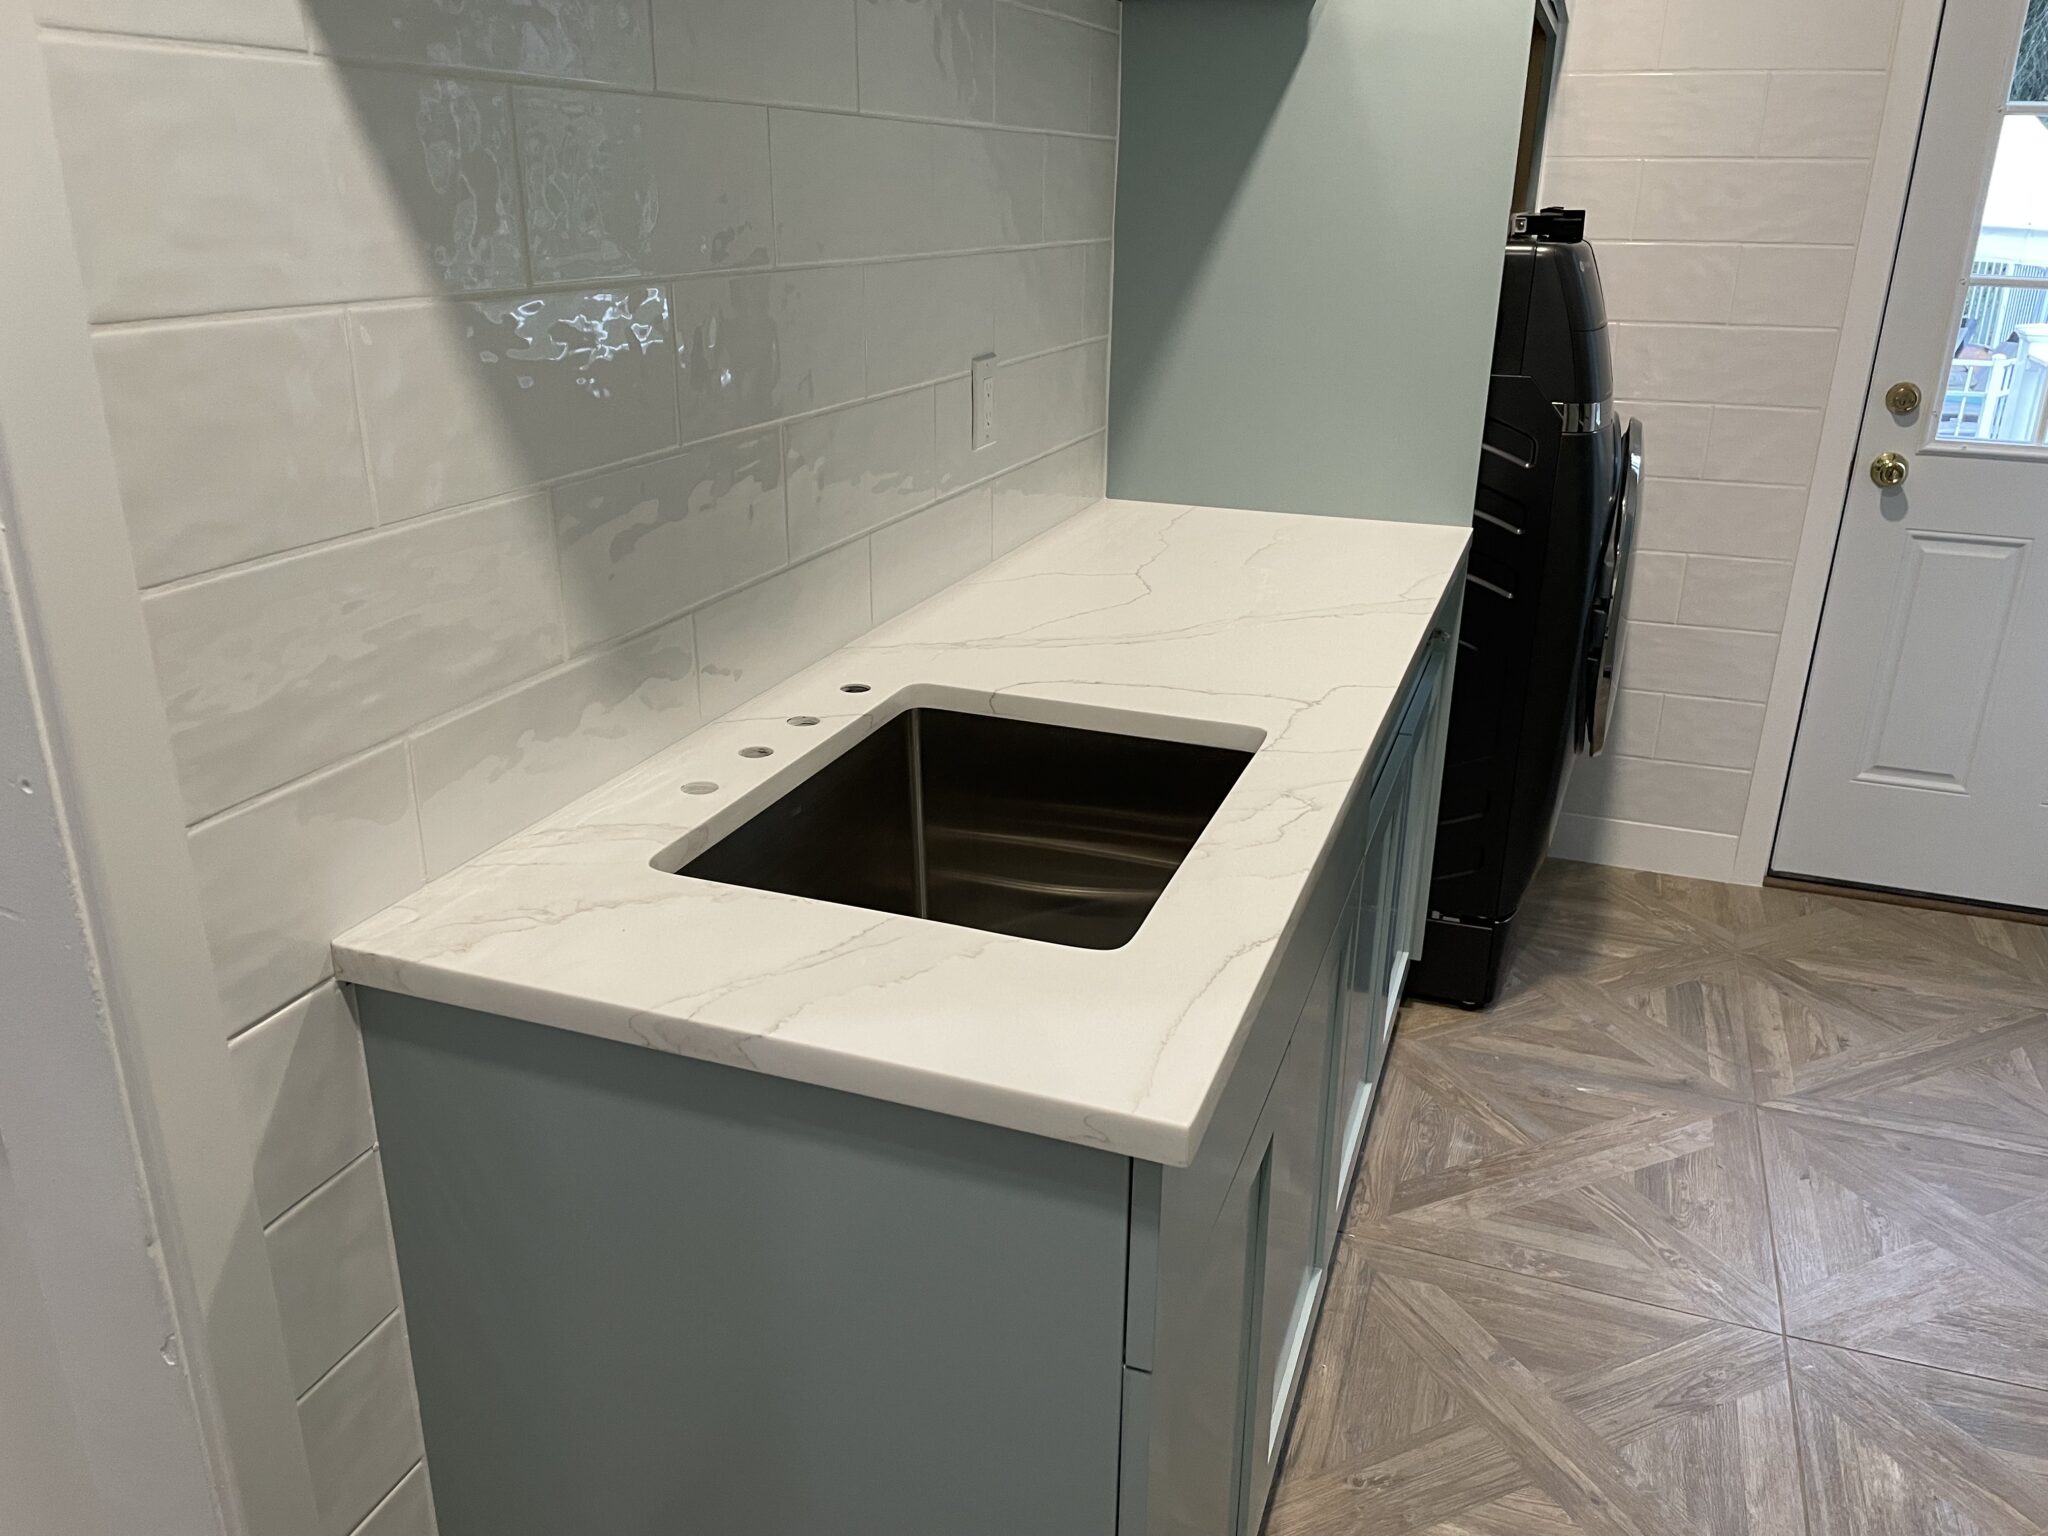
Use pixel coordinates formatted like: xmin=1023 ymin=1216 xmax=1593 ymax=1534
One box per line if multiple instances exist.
xmin=1407 ymin=208 xmax=1642 ymax=1009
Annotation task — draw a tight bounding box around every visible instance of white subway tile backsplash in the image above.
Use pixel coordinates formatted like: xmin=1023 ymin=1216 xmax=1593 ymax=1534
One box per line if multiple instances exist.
xmin=975 ymin=339 xmax=1108 ymax=481
xmin=872 ymin=486 xmax=995 ymax=620
xmin=307 ymin=0 xmax=654 ymax=87
xmin=673 ymin=268 xmax=867 ymax=443
xmin=298 ymin=1312 xmax=425 ymax=1536
xmin=1732 ymin=244 xmax=1859 ymax=327
xmin=1594 ymin=243 xmax=1739 ymax=323
xmin=1556 ymin=0 xmax=1668 ymax=72
xmin=515 ymin=90 xmax=771 ymax=283
xmin=1549 ymin=72 xmax=1768 ymax=158
xmin=771 ymin=110 xmax=1045 ymax=261
xmin=651 ymin=0 xmax=858 ymax=107
xmin=857 ymin=0 xmax=995 ymax=122
xmin=787 ymin=390 xmax=941 ymax=557
xmin=1627 ymin=550 xmax=1687 ymax=624
xmin=1621 ymin=621 xmax=1780 ymax=700
xmin=355 ymin=1465 xmax=436 ymax=1536
xmin=228 ymin=984 xmax=377 ymax=1223
xmin=148 ymin=496 xmax=565 ymax=821
xmin=1634 ymin=158 xmax=1872 ymax=244
xmin=1028 ymin=0 xmax=1118 ymax=27
xmin=991 ymin=433 xmax=1105 ymax=553
xmin=411 ymin=618 xmax=703 ymax=876
xmin=35 ymin=0 xmax=305 ymax=46
xmin=1705 ymin=405 xmax=1823 ymax=485
xmin=1637 ymin=479 xmax=1808 ymax=558
xmin=1043 ymin=135 xmax=1117 ymax=240
xmin=1607 ymin=689 xmax=1666 ymax=758
xmin=695 ymin=542 xmax=873 ymax=716
xmin=1564 ymin=752 xmax=1752 ymax=833
xmin=189 ymin=746 xmax=423 ymax=1030
xmin=1677 ymin=554 xmax=1795 ymax=631
xmin=555 ymin=434 xmax=788 ymax=652
xmin=1538 ymin=159 xmax=1642 ymax=239
xmin=350 ymin=289 xmax=678 ymax=521
xmin=994 ymin=4 xmax=1119 ymax=135
xmin=1656 ymin=694 xmax=1768 ymax=768
xmin=94 ymin=312 xmax=374 ymax=587
xmin=1620 ymin=400 xmax=1714 ymax=479
xmin=1610 ymin=322 xmax=1840 ymax=408
xmin=864 ymin=254 xmax=1001 ymax=393
xmin=997 ymin=245 xmax=1103 ymax=357
xmin=1760 ymin=72 xmax=1891 ymax=159
xmin=1658 ymin=0 xmax=1901 ymax=72
xmin=267 ymin=1153 xmax=403 ymax=1396
xmin=43 ymin=43 xmax=524 ymax=319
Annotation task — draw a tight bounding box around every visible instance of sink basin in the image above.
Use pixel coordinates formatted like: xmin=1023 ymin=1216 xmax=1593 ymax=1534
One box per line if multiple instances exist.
xmin=674 ymin=706 xmax=1254 ymax=949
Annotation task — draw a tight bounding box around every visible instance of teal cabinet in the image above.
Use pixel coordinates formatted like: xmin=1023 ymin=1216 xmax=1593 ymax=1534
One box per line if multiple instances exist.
xmin=357 ymin=602 xmax=1460 ymax=1536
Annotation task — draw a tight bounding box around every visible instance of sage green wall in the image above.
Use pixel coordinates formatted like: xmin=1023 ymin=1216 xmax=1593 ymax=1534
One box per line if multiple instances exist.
xmin=1108 ymin=0 xmax=1534 ymax=525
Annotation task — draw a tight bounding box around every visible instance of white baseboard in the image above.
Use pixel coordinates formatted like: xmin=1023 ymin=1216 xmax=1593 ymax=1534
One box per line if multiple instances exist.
xmin=1548 ymin=812 xmax=1743 ymax=884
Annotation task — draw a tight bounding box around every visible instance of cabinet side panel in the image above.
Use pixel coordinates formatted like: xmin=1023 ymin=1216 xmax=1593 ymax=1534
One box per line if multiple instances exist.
xmin=355 ymin=992 xmax=1128 ymax=1536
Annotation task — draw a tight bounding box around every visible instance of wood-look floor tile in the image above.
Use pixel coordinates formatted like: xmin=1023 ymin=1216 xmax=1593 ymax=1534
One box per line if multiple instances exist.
xmin=1761 ymin=1111 xmax=2048 ymax=1390
xmin=1788 ymin=1341 xmax=2048 ymax=1534
xmin=1267 ymin=1244 xmax=1802 ymax=1536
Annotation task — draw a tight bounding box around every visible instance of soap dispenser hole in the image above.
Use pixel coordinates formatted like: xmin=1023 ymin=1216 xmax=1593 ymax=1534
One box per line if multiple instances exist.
xmin=839 ymin=683 xmax=871 ymax=694
xmin=681 ymin=781 xmax=719 ymax=795
xmin=740 ymin=746 xmax=774 ymax=759
xmin=787 ymin=716 xmax=820 ymax=727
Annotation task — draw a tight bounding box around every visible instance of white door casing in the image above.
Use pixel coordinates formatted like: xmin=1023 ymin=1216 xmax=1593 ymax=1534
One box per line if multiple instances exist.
xmin=1776 ymin=0 xmax=2048 ymax=910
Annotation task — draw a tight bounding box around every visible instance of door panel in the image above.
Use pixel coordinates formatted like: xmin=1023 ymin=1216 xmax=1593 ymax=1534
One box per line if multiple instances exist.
xmin=1776 ymin=0 xmax=2048 ymax=910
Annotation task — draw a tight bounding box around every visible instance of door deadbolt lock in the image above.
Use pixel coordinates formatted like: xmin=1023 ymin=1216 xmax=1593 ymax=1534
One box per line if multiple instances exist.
xmin=1885 ymin=381 xmax=1923 ymax=415
xmin=1870 ymin=452 xmax=1910 ymax=489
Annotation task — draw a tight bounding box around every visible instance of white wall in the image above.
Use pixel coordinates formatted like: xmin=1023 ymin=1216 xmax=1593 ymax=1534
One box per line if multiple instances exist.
xmin=28 ymin=3 xmax=1119 ymax=1531
xmin=1541 ymin=0 xmax=1915 ymax=880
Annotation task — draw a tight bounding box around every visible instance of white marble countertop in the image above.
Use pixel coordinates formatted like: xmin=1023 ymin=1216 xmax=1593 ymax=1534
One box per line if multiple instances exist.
xmin=335 ymin=499 xmax=1469 ymax=1165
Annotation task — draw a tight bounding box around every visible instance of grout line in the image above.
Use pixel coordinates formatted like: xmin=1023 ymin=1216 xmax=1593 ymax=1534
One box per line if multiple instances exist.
xmin=345 ymin=1461 xmax=426 ymax=1536
xmin=400 ymin=737 xmax=431 ymax=878
xmin=1781 ymin=1331 xmax=1823 ymax=1536
xmin=294 ymin=1305 xmax=402 ymax=1407
xmin=338 ymin=308 xmax=385 ymax=528
xmin=263 ymin=1143 xmax=380 ymax=1235
xmin=222 ymin=975 xmax=338 ymax=1044
xmin=1781 ymin=1331 xmax=2048 ymax=1397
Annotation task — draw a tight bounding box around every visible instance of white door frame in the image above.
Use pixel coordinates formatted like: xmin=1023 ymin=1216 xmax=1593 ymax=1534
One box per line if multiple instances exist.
xmin=1734 ymin=0 xmax=1951 ymax=885
xmin=0 ymin=5 xmax=321 ymax=1531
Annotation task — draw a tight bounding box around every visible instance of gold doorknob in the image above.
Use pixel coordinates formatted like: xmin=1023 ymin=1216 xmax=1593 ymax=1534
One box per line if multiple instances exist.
xmin=1870 ymin=452 xmax=1909 ymax=489
xmin=1885 ymin=381 xmax=1923 ymax=415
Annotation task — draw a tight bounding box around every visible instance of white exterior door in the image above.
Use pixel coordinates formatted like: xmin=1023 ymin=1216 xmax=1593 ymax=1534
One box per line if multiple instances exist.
xmin=1776 ymin=0 xmax=2048 ymax=911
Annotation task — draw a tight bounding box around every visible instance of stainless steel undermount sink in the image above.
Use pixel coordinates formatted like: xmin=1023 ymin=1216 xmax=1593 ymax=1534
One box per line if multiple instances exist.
xmin=675 ymin=707 xmax=1255 ymax=950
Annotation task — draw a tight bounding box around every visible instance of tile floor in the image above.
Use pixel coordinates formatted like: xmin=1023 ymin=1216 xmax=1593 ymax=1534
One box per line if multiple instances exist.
xmin=1268 ymin=858 xmax=2048 ymax=1536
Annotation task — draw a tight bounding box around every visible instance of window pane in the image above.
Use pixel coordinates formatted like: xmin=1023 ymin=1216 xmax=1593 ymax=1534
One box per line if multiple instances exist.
xmin=1940 ymin=283 xmax=2048 ymax=442
xmin=2015 ymin=0 xmax=2048 ymax=103
xmin=1974 ymin=115 xmax=2048 ymax=271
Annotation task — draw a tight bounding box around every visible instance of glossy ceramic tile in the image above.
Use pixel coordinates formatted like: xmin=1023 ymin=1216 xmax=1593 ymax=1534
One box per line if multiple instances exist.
xmin=1610 ymin=321 xmax=1840 ymax=409
xmin=990 ymin=432 xmax=1104 ymax=553
xmin=1550 ymin=71 xmax=1768 ymax=158
xmin=1659 ymin=0 xmax=1902 ymax=71
xmin=1638 ymin=479 xmax=1809 ymax=558
xmin=871 ymin=486 xmax=993 ymax=620
xmin=1607 ymin=688 xmax=1665 ymax=757
xmin=692 ymin=540 xmax=872 ymax=716
xmin=411 ymin=618 xmax=703 ymax=877
xmin=862 ymin=253 xmax=1000 ymax=392
xmin=297 ymin=1311 xmax=424 ymax=1536
xmin=672 ymin=267 xmax=867 ymax=443
xmin=786 ymin=389 xmax=940 ymax=558
xmin=188 ymin=746 xmax=423 ymax=1030
xmin=555 ymin=434 xmax=788 ymax=652
xmin=1705 ymin=405 xmax=1824 ymax=485
xmin=228 ymin=984 xmax=377 ymax=1222
xmin=1042 ymin=135 xmax=1115 ymax=240
xmin=1733 ymin=244 xmax=1859 ymax=327
xmin=266 ymin=1152 xmax=402 ymax=1396
xmin=1657 ymin=694 xmax=1768 ymax=769
xmin=350 ymin=289 xmax=678 ymax=521
xmin=147 ymin=496 xmax=564 ymax=821
xmin=652 ymin=0 xmax=858 ymax=107
xmin=1593 ymin=242 xmax=1740 ymax=323
xmin=856 ymin=0 xmax=995 ymax=122
xmin=94 ymin=313 xmax=374 ymax=587
xmin=1537 ymin=158 xmax=1643 ymax=238
xmin=1626 ymin=549 xmax=1688 ymax=624
xmin=1621 ymin=619 xmax=1781 ymax=701
xmin=993 ymin=3 xmax=1118 ymax=134
xmin=1677 ymin=554 xmax=1796 ymax=631
xmin=354 ymin=1464 xmax=435 ymax=1536
xmin=1549 ymin=0 xmax=1666 ymax=71
xmin=1633 ymin=158 xmax=1873 ymax=244
xmin=1619 ymin=399 xmax=1714 ymax=479
xmin=1760 ymin=71 xmax=1891 ymax=159
xmin=1565 ymin=751 xmax=1753 ymax=834
xmin=770 ymin=109 xmax=1044 ymax=260
xmin=515 ymin=89 xmax=771 ymax=283
xmin=933 ymin=339 xmax=1104 ymax=495
xmin=35 ymin=0 xmax=304 ymax=45
xmin=45 ymin=43 xmax=524 ymax=319
xmin=1026 ymin=0 xmax=1117 ymax=27
xmin=305 ymin=0 xmax=654 ymax=87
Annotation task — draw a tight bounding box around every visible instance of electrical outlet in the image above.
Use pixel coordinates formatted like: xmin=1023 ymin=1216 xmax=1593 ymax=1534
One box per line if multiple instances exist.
xmin=971 ymin=353 xmax=997 ymax=450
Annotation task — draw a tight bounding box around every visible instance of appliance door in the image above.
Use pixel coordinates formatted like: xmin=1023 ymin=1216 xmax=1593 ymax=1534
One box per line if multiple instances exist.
xmin=1581 ymin=416 xmax=1642 ymax=756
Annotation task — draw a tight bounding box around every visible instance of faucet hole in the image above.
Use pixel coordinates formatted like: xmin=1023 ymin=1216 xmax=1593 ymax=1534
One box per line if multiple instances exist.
xmin=739 ymin=745 xmax=774 ymax=759
xmin=787 ymin=715 xmax=820 ymax=727
xmin=839 ymin=682 xmax=871 ymax=694
xmin=681 ymin=781 xmax=719 ymax=795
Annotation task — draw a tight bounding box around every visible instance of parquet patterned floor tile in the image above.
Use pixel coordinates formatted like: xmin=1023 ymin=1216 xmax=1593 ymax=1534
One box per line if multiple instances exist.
xmin=1272 ymin=860 xmax=2048 ymax=1536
